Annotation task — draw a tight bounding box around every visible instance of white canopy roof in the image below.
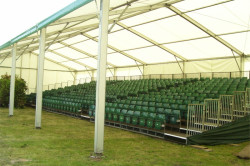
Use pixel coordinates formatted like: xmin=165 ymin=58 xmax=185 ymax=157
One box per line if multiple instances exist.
xmin=0 ymin=0 xmax=249 ymax=71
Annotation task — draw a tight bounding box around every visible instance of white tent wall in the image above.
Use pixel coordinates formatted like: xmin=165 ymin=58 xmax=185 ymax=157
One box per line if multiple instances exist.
xmin=0 ymin=54 xmax=74 ymax=94
xmin=144 ymin=63 xmax=183 ymax=75
xmin=245 ymin=57 xmax=250 ymax=78
xmin=43 ymin=60 xmax=75 ymax=89
xmin=132 ymin=57 xmax=249 ymax=79
xmin=77 ymin=71 xmax=92 ymax=83
xmin=0 ymin=57 xmax=11 ymax=76
xmin=245 ymin=58 xmax=250 ymax=71
xmin=17 ymin=54 xmax=38 ymax=93
xmin=185 ymin=58 xmax=241 ymax=72
xmin=75 ymin=56 xmax=250 ymax=82
xmin=0 ymin=57 xmax=12 ymax=76
xmin=106 ymin=68 xmax=115 ymax=78
xmin=116 ymin=67 xmax=143 ymax=76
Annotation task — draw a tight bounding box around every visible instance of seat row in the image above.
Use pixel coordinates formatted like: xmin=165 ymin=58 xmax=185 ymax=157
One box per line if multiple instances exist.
xmin=89 ymin=105 xmax=181 ymax=130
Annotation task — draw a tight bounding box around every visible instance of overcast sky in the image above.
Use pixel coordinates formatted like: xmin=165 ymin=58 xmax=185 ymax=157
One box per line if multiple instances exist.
xmin=0 ymin=0 xmax=75 ymax=46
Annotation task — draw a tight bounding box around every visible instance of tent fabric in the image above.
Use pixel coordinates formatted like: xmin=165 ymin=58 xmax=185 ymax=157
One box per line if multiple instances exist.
xmin=0 ymin=0 xmax=250 ymax=74
xmin=0 ymin=0 xmax=93 ymax=50
xmin=187 ymin=115 xmax=250 ymax=145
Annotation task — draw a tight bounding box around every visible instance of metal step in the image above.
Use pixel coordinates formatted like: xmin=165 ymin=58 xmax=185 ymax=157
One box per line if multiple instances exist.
xmin=194 ymin=122 xmax=218 ymax=127
xmin=207 ymin=117 xmax=232 ymax=122
xmin=180 ymin=127 xmax=202 ymax=133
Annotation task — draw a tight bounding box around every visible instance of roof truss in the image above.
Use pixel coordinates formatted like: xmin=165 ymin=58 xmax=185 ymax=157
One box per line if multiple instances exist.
xmin=166 ymin=4 xmax=245 ymax=57
xmin=0 ymin=0 xmax=248 ymax=72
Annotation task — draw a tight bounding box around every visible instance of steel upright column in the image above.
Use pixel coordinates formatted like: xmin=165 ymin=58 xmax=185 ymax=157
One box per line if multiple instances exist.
xmin=9 ymin=43 xmax=17 ymax=116
xmin=240 ymin=56 xmax=245 ymax=77
xmin=73 ymin=72 xmax=77 ymax=85
xmin=114 ymin=68 xmax=117 ymax=80
xmin=183 ymin=61 xmax=186 ymax=78
xmin=94 ymin=0 xmax=110 ymax=154
xmin=35 ymin=28 xmax=46 ymax=129
xmin=91 ymin=70 xmax=95 ymax=81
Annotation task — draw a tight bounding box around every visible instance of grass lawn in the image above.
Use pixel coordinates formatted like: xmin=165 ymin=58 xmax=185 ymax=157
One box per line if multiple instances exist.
xmin=0 ymin=107 xmax=249 ymax=166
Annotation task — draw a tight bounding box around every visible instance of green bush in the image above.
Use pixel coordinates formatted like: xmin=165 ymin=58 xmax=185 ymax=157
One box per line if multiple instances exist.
xmin=0 ymin=73 xmax=28 ymax=108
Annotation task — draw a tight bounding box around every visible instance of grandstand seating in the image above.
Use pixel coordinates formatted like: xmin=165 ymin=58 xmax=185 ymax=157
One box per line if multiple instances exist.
xmin=27 ymin=77 xmax=250 ymax=131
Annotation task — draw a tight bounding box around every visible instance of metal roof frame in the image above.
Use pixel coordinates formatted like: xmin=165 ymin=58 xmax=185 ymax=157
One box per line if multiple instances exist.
xmin=0 ymin=0 xmax=249 ymax=71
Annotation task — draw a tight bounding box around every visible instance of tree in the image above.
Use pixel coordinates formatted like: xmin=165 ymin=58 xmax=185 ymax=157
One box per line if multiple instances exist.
xmin=0 ymin=73 xmax=28 ymax=108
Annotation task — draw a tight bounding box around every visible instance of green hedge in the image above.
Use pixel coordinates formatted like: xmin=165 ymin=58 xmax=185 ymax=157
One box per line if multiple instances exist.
xmin=0 ymin=74 xmax=28 ymax=108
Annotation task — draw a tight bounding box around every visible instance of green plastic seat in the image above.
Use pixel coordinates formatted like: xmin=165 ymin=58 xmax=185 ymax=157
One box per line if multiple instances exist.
xmin=125 ymin=100 xmax=130 ymax=104
xmin=89 ymin=110 xmax=93 ymax=117
xmin=142 ymin=101 xmax=148 ymax=106
xmin=192 ymin=100 xmax=199 ymax=104
xmin=161 ymin=98 xmax=169 ymax=103
xmin=170 ymin=116 xmax=178 ymax=124
xmin=167 ymin=95 xmax=174 ymax=99
xmin=118 ymin=103 xmax=124 ymax=109
xmin=130 ymin=100 xmax=136 ymax=105
xmin=108 ymin=107 xmax=115 ymax=120
xmin=164 ymin=109 xmax=172 ymax=115
xmin=155 ymin=97 xmax=161 ymax=103
xmin=183 ymin=100 xmax=191 ymax=105
xmin=155 ymin=114 xmax=166 ymax=130
xmin=176 ymin=100 xmax=183 ymax=105
xmin=188 ymin=96 xmax=195 ymax=100
xmin=125 ymin=110 xmax=134 ymax=124
xmin=139 ymin=112 xmax=148 ymax=126
xmin=149 ymin=102 xmax=155 ymax=107
xmin=105 ymin=107 xmax=111 ymax=120
xmin=135 ymin=105 xmax=142 ymax=111
xmin=155 ymin=102 xmax=163 ymax=108
xmin=171 ymin=104 xmax=178 ymax=110
xmin=148 ymin=113 xmax=156 ymax=119
xmin=136 ymin=101 xmax=142 ymax=106
xmin=156 ymin=114 xmax=165 ymax=122
xmin=147 ymin=112 xmax=156 ymax=129
xmin=179 ymin=105 xmax=187 ymax=111
xmin=122 ymin=104 xmax=129 ymax=109
xmin=115 ymin=108 xmax=121 ymax=115
xmin=146 ymin=120 xmax=154 ymax=128
xmin=148 ymin=107 xmax=156 ymax=113
xmin=156 ymin=107 xmax=164 ymax=114
xmin=107 ymin=103 xmax=112 ymax=107
xmin=119 ymin=109 xmax=127 ymax=122
xmin=170 ymin=110 xmax=181 ymax=124
xmin=211 ymin=90 xmax=218 ymax=94
xmin=174 ymin=96 xmax=181 ymax=100
xmin=120 ymin=100 xmax=126 ymax=104
xmin=141 ymin=106 xmax=148 ymax=112
xmin=169 ymin=99 xmax=176 ymax=104
xmin=111 ymin=103 xmax=118 ymax=108
xmin=129 ymin=104 xmax=135 ymax=110
xmin=132 ymin=111 xmax=141 ymax=125
xmin=164 ymin=109 xmax=172 ymax=123
xmin=162 ymin=103 xmax=170 ymax=109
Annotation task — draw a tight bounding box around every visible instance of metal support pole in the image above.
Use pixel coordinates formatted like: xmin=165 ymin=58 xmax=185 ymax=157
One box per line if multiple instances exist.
xmin=240 ymin=56 xmax=245 ymax=77
xmin=91 ymin=70 xmax=95 ymax=81
xmin=183 ymin=61 xmax=186 ymax=79
xmin=20 ymin=53 xmax=23 ymax=78
xmin=114 ymin=68 xmax=117 ymax=80
xmin=35 ymin=28 xmax=46 ymax=129
xmin=73 ymin=72 xmax=77 ymax=85
xmin=135 ymin=60 xmax=143 ymax=75
xmin=9 ymin=43 xmax=17 ymax=116
xmin=143 ymin=65 xmax=145 ymax=79
xmin=94 ymin=0 xmax=110 ymax=155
